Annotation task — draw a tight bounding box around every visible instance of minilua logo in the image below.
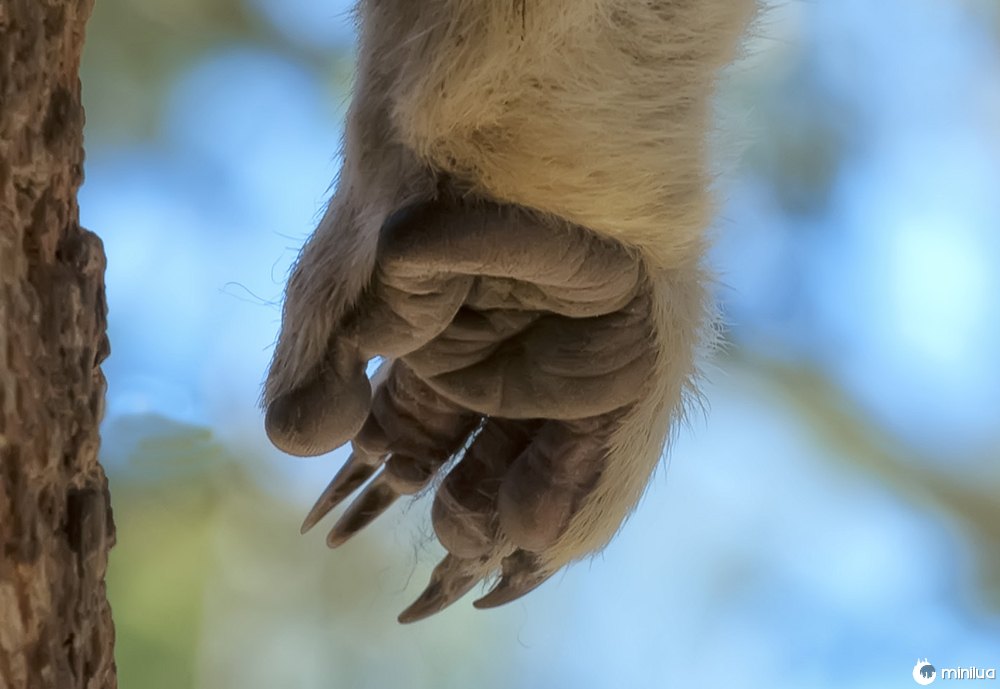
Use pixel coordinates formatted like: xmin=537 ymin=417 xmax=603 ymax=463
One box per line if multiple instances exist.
xmin=914 ymin=660 xmax=937 ymax=685
xmin=913 ymin=659 xmax=997 ymax=684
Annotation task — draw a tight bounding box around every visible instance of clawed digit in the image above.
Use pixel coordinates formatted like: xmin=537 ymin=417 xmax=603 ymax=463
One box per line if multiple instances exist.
xmin=267 ymin=198 xmax=657 ymax=622
xmin=397 ymin=554 xmax=490 ymax=624
xmin=473 ymin=550 xmax=554 ymax=610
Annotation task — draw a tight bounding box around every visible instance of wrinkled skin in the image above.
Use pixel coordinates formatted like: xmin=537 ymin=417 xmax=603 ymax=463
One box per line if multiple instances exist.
xmin=261 ymin=0 xmax=756 ymax=624
xmin=265 ymin=198 xmax=657 ymax=622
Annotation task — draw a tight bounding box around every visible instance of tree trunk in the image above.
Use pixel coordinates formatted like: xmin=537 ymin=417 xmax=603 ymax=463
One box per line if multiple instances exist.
xmin=0 ymin=1 xmax=117 ymax=688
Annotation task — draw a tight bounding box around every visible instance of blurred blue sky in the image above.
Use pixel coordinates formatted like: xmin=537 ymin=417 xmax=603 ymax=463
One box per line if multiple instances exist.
xmin=79 ymin=1 xmax=999 ymax=687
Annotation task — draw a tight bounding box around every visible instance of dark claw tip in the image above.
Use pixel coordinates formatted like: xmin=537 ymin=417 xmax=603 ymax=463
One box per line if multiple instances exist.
xmin=473 ymin=552 xmax=553 ymax=609
xmin=397 ymin=555 xmax=484 ymax=624
xmin=325 ymin=528 xmax=354 ymax=549
xmin=472 ymin=575 xmax=546 ymax=609
xmin=397 ymin=586 xmax=446 ymax=624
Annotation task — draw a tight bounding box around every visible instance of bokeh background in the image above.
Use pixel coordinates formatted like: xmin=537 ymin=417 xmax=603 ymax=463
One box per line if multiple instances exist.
xmin=79 ymin=0 xmax=1000 ymax=687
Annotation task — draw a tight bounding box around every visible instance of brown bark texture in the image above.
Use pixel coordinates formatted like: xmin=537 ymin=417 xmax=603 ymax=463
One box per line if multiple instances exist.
xmin=0 ymin=1 xmax=116 ymax=688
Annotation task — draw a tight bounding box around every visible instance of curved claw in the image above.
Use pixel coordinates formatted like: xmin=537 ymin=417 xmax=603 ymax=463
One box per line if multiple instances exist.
xmin=300 ymin=452 xmax=381 ymax=534
xmin=326 ymin=471 xmax=400 ymax=547
xmin=473 ymin=551 xmax=554 ymax=609
xmin=397 ymin=554 xmax=486 ymax=624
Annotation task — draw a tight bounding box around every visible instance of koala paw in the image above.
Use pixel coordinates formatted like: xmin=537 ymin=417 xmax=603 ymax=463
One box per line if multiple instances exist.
xmin=265 ymin=198 xmax=661 ymax=622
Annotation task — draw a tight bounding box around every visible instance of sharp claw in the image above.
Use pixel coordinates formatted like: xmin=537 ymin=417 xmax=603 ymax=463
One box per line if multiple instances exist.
xmin=473 ymin=551 xmax=553 ymax=609
xmin=397 ymin=554 xmax=485 ymax=624
xmin=326 ymin=472 xmax=400 ymax=547
xmin=300 ymin=452 xmax=380 ymax=534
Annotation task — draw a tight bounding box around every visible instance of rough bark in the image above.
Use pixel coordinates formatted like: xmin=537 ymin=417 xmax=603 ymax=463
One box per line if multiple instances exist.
xmin=0 ymin=1 xmax=117 ymax=688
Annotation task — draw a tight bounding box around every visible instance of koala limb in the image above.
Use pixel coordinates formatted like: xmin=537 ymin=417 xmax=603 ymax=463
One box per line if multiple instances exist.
xmin=263 ymin=0 xmax=756 ymax=622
